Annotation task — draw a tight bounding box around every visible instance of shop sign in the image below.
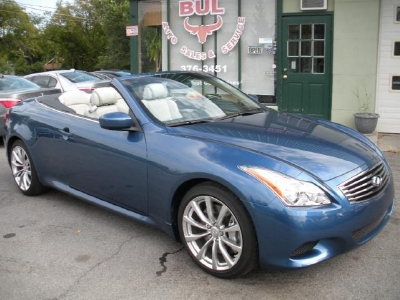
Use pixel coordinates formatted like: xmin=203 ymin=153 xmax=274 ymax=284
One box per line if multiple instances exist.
xmin=126 ymin=25 xmax=138 ymax=37
xmin=248 ymin=46 xmax=263 ymax=55
xmin=161 ymin=0 xmax=246 ymax=61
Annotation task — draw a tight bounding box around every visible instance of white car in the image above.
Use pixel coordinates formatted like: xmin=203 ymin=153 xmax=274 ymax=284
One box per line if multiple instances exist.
xmin=24 ymin=69 xmax=110 ymax=93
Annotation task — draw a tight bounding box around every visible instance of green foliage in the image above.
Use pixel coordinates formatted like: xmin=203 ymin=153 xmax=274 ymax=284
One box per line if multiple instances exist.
xmin=144 ymin=26 xmax=162 ymax=72
xmin=0 ymin=0 xmax=132 ymax=74
xmin=354 ymin=85 xmax=372 ymax=113
xmin=0 ymin=0 xmax=42 ymax=74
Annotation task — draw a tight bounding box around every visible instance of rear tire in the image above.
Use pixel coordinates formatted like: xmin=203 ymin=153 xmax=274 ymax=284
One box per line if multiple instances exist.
xmin=178 ymin=182 xmax=258 ymax=278
xmin=10 ymin=140 xmax=46 ymax=196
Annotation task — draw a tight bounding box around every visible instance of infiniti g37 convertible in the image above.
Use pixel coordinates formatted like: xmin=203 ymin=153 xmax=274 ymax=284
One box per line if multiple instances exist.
xmin=3 ymin=71 xmax=395 ymax=278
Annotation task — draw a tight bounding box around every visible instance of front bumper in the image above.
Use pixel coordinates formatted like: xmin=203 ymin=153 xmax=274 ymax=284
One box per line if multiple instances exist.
xmin=252 ymin=178 xmax=395 ymax=270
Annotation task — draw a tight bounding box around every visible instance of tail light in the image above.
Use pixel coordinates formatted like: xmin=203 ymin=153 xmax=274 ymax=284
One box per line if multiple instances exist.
xmin=0 ymin=99 xmax=21 ymax=108
xmin=79 ymin=88 xmax=94 ymax=93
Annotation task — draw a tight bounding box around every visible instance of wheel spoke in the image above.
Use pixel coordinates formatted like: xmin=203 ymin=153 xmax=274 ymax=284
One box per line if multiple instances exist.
xmin=185 ymin=231 xmax=209 ymax=242
xmin=183 ymin=215 xmax=208 ymax=230
xmin=221 ymin=236 xmax=242 ymax=253
xmin=211 ymin=239 xmax=219 ymax=269
xmin=195 ymin=237 xmax=213 ymax=260
xmin=191 ymin=201 xmax=212 ymax=225
xmin=22 ymin=171 xmax=31 ymax=190
xmin=218 ymin=239 xmax=234 ymax=267
xmin=216 ymin=205 xmax=228 ymax=226
xmin=222 ymin=224 xmax=240 ymax=233
xmin=205 ymin=196 xmax=216 ymax=223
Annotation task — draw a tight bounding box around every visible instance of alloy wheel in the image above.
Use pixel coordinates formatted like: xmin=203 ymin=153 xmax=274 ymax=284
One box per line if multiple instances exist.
xmin=11 ymin=146 xmax=32 ymax=191
xmin=181 ymin=195 xmax=243 ymax=271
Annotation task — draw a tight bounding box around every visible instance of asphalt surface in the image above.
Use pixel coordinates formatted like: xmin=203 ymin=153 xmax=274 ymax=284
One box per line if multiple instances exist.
xmin=0 ymin=144 xmax=399 ymax=300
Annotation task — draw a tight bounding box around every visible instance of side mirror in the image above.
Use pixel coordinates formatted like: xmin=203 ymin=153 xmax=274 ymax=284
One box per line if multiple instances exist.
xmin=99 ymin=112 xmax=133 ymax=130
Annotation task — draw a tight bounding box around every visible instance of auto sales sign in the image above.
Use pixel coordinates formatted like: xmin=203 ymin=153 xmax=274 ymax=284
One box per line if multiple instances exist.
xmin=162 ymin=0 xmax=246 ymax=61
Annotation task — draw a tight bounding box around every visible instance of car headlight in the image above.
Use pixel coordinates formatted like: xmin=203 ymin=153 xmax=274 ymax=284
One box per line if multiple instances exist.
xmin=239 ymin=166 xmax=331 ymax=207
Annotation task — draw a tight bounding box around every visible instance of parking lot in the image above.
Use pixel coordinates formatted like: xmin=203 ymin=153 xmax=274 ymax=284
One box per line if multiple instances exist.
xmin=0 ymin=144 xmax=399 ymax=300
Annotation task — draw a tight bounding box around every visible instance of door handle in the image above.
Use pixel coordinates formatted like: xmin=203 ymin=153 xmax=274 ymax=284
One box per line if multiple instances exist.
xmin=59 ymin=127 xmax=73 ymax=140
xmin=283 ymin=75 xmax=288 ymax=79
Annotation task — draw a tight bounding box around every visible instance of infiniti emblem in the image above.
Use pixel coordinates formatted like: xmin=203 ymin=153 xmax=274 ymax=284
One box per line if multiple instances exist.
xmin=371 ymin=176 xmax=382 ymax=187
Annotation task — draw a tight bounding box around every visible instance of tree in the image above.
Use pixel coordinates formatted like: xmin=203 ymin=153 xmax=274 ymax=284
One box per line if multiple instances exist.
xmin=0 ymin=0 xmax=43 ymax=74
xmin=94 ymin=0 xmax=130 ymax=70
xmin=43 ymin=0 xmax=107 ymax=70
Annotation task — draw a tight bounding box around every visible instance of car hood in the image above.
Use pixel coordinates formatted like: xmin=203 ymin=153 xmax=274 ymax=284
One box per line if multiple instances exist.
xmin=168 ymin=110 xmax=381 ymax=181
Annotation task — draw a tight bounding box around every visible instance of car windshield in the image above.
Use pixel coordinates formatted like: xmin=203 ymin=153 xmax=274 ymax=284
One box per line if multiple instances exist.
xmin=0 ymin=76 xmax=41 ymax=92
xmin=120 ymin=72 xmax=262 ymax=125
xmin=60 ymin=71 xmax=102 ymax=83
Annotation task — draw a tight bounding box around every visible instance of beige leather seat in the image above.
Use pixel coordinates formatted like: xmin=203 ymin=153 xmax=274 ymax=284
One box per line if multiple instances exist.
xmin=85 ymin=87 xmax=123 ymax=119
xmin=59 ymin=89 xmax=91 ymax=115
xmin=141 ymin=83 xmax=182 ymax=122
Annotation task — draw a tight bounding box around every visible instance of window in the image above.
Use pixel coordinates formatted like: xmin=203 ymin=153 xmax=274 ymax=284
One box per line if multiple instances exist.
xmin=396 ymin=6 xmax=400 ymax=22
xmin=138 ymin=1 xmax=162 ymax=73
xmin=287 ymin=23 xmax=325 ymax=74
xmin=394 ymin=41 xmax=400 ymax=56
xmin=392 ymin=76 xmax=400 ymax=91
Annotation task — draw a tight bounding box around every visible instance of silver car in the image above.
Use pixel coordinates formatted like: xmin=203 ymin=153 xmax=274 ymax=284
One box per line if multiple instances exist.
xmin=24 ymin=69 xmax=110 ymax=93
xmin=0 ymin=74 xmax=61 ymax=139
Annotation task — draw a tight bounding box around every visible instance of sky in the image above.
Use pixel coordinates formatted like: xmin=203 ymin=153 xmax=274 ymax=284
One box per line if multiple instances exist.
xmin=15 ymin=0 xmax=72 ymax=14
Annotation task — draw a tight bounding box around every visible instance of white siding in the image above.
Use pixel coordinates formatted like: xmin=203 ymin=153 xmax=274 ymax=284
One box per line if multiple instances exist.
xmin=376 ymin=2 xmax=400 ymax=133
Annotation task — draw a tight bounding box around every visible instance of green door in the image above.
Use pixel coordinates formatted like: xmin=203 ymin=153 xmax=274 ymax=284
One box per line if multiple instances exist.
xmin=279 ymin=15 xmax=332 ymax=119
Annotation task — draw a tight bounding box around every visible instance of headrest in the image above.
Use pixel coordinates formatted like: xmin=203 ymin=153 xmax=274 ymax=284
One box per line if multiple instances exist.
xmin=59 ymin=89 xmax=91 ymax=106
xmin=91 ymin=87 xmax=119 ymax=106
xmin=143 ymin=83 xmax=168 ymax=100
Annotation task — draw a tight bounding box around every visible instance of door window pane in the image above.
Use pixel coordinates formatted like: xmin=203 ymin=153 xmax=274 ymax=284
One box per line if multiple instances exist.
xmin=289 ymin=25 xmax=300 ymax=39
xmin=288 ymin=41 xmax=299 ymax=56
xmin=301 ymin=41 xmax=311 ymax=56
xmin=314 ymin=41 xmax=325 ymax=56
xmin=288 ymin=58 xmax=299 ymax=72
xmin=301 ymin=25 xmax=312 ymax=39
xmin=313 ymin=58 xmax=324 ymax=73
xmin=301 ymin=41 xmax=312 ymax=56
xmin=314 ymin=24 xmax=325 ymax=39
xmin=301 ymin=58 xmax=312 ymax=73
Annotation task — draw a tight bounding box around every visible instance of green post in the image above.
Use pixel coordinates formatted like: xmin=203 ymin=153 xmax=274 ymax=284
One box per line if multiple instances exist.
xmin=129 ymin=0 xmax=139 ymax=74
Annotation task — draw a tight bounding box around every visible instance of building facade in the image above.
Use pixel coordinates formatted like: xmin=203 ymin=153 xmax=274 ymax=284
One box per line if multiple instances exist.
xmin=129 ymin=0 xmax=400 ymax=134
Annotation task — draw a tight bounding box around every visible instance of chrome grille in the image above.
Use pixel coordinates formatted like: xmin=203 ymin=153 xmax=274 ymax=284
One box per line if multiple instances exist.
xmin=339 ymin=161 xmax=389 ymax=203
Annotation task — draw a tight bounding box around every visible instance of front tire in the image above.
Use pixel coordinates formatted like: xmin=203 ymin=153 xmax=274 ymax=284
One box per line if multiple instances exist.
xmin=10 ymin=140 xmax=46 ymax=196
xmin=178 ymin=182 xmax=258 ymax=278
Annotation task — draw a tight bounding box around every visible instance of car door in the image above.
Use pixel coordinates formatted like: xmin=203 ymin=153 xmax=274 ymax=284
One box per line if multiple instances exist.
xmin=63 ymin=117 xmax=149 ymax=214
xmin=34 ymin=104 xmax=149 ymax=215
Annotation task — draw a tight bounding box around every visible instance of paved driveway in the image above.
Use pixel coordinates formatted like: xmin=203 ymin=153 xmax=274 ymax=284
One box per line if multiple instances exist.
xmin=0 ymin=144 xmax=399 ymax=300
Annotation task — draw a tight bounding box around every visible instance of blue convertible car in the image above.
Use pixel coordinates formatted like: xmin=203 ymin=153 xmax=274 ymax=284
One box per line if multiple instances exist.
xmin=3 ymin=72 xmax=394 ymax=278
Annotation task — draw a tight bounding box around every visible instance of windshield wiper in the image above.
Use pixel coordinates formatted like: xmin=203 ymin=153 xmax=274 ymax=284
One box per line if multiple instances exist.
xmin=215 ymin=108 xmax=264 ymax=121
xmin=167 ymin=119 xmax=213 ymax=127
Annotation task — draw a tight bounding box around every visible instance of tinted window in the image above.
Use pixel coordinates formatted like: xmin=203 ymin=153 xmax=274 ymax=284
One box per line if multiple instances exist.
xmin=0 ymin=76 xmax=40 ymax=92
xmin=31 ymin=75 xmax=53 ymax=88
xmin=48 ymin=77 xmax=57 ymax=87
xmin=60 ymin=71 xmax=102 ymax=83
